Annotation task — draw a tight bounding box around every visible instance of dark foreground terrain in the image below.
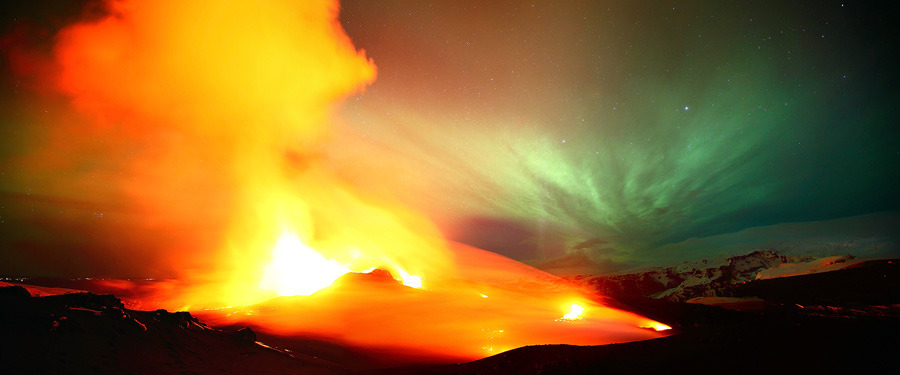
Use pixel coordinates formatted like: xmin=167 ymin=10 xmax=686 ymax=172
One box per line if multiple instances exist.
xmin=2 ymin=259 xmax=898 ymax=374
xmin=0 ymin=285 xmax=342 ymax=374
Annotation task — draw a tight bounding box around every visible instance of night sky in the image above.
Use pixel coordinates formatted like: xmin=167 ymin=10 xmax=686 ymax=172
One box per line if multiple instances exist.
xmin=1 ymin=1 xmax=898 ymax=277
xmin=331 ymin=0 xmax=899 ymax=267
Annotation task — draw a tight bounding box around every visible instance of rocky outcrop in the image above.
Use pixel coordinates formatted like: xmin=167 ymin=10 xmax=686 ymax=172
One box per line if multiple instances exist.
xmin=0 ymin=286 xmax=340 ymax=374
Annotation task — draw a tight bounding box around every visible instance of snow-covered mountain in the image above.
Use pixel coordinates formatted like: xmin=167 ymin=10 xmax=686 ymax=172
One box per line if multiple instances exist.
xmin=568 ymin=250 xmax=858 ymax=302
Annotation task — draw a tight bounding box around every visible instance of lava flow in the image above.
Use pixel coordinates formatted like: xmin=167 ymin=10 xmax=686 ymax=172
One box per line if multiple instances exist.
xmin=5 ymin=0 xmax=669 ymax=361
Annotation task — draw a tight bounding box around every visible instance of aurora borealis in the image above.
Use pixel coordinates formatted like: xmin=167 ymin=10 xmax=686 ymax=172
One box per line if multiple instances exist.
xmin=1 ymin=0 xmax=898 ymax=278
xmin=330 ymin=0 xmax=900 ymax=268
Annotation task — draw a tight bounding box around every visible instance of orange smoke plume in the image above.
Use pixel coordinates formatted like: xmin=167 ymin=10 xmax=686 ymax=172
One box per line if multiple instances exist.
xmin=8 ymin=0 xmax=669 ymax=360
xmin=45 ymin=0 xmax=456 ymax=307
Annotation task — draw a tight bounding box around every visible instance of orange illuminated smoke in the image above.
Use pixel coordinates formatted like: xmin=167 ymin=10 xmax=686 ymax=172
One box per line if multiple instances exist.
xmin=32 ymin=0 xmax=672 ymax=361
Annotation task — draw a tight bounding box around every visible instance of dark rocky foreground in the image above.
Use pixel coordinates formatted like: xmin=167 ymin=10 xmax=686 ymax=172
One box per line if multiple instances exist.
xmin=2 ymin=259 xmax=898 ymax=374
xmin=0 ymin=286 xmax=342 ymax=374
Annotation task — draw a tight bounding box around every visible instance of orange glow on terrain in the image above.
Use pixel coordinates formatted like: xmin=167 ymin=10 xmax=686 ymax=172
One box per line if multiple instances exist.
xmin=15 ymin=0 xmax=671 ymax=361
xmin=193 ymin=242 xmax=670 ymax=360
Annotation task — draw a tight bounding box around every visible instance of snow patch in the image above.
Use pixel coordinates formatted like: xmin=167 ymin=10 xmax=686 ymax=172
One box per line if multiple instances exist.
xmin=756 ymin=255 xmax=857 ymax=279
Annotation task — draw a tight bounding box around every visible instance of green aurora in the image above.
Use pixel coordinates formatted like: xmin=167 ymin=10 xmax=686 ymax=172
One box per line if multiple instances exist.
xmin=332 ymin=0 xmax=899 ymax=267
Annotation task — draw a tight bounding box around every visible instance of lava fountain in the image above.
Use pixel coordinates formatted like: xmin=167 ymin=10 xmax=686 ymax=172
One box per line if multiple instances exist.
xmin=6 ymin=0 xmax=669 ymax=361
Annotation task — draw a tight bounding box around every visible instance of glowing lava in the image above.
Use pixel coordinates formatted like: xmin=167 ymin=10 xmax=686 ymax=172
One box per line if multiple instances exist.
xmin=192 ymin=242 xmax=672 ymax=360
xmin=641 ymin=322 xmax=674 ymax=332
xmin=562 ymin=304 xmax=585 ymax=320
xmin=259 ymin=232 xmax=351 ymax=296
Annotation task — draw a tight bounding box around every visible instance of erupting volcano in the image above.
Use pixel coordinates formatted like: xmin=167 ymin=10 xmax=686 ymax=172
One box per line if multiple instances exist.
xmin=0 ymin=0 xmax=668 ymax=364
xmin=3 ymin=0 xmax=898 ymax=373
